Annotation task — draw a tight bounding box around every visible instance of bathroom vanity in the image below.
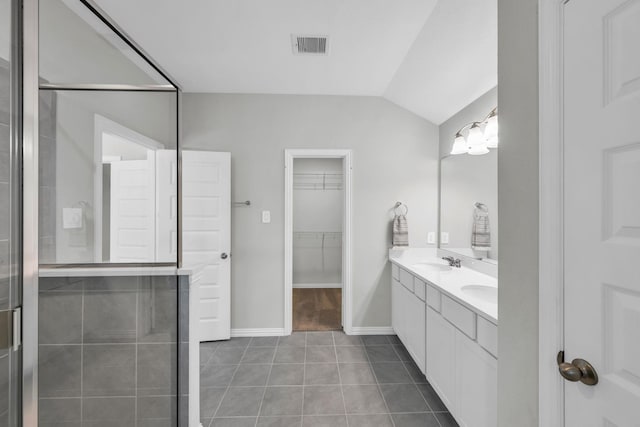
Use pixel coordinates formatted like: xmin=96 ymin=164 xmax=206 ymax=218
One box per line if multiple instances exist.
xmin=389 ymin=248 xmax=497 ymax=427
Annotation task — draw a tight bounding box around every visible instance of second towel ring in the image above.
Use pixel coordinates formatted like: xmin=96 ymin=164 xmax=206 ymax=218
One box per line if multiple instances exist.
xmin=394 ymin=202 xmax=408 ymax=216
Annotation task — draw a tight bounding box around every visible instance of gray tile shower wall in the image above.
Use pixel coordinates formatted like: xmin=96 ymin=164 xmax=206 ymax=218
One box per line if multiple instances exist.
xmin=38 ymin=275 xmax=185 ymax=427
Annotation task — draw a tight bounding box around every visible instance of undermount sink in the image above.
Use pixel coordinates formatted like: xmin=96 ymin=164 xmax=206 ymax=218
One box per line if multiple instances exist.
xmin=411 ymin=262 xmax=452 ymax=272
xmin=461 ymin=284 xmax=498 ymax=304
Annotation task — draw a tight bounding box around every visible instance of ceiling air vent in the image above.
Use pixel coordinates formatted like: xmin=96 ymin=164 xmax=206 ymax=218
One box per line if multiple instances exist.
xmin=292 ymin=35 xmax=329 ymax=55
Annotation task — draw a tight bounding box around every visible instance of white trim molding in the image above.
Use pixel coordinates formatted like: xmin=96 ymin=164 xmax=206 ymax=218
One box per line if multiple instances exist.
xmin=284 ymin=149 xmax=353 ymax=336
xmin=230 ymin=328 xmax=286 ymax=338
xmin=539 ymin=0 xmax=566 ymax=426
xmin=293 ymin=283 xmax=342 ymax=289
xmin=349 ymin=327 xmax=395 ymax=336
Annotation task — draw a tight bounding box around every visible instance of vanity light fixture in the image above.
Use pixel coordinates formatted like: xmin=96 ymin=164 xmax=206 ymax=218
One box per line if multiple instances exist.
xmin=450 ymin=107 xmax=498 ymax=155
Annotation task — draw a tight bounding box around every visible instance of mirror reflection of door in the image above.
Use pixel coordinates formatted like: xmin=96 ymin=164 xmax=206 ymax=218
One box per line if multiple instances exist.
xmin=95 ymin=115 xmax=176 ymax=263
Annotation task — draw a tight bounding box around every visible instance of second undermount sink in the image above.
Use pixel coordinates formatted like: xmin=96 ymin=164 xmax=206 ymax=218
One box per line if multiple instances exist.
xmin=411 ymin=262 xmax=452 ymax=272
xmin=461 ymin=284 xmax=498 ymax=304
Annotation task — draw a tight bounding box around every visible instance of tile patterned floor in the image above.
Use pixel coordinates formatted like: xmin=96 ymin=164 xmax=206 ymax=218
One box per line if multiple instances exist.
xmin=200 ymin=331 xmax=459 ymax=427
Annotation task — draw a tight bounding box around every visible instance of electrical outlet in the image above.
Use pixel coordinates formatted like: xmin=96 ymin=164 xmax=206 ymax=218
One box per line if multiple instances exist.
xmin=261 ymin=210 xmax=271 ymax=224
xmin=441 ymin=232 xmax=449 ymax=245
xmin=427 ymin=232 xmax=436 ymax=244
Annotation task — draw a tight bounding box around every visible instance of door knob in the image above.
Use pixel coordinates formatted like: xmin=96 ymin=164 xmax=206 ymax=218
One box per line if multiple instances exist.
xmin=220 ymin=252 xmax=228 ymax=260
xmin=557 ymin=351 xmax=598 ymax=385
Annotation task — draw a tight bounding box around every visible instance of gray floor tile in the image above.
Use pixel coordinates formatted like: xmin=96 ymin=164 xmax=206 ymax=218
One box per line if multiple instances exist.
xmin=417 ymin=383 xmax=448 ymax=412
xmin=257 ymin=416 xmax=302 ymax=427
xmin=361 ymin=336 xmax=390 ymax=346
xmin=216 ymin=387 xmax=265 ymax=417
xmin=305 ymin=347 xmax=337 ymax=363
xmin=200 ymin=342 xmax=220 ymax=365
xmin=342 ymin=385 xmax=388 ymax=414
xmin=209 ymin=347 xmax=246 ymax=364
xmin=268 ymin=364 xmax=304 ymax=385
xmin=249 ymin=336 xmax=279 ymax=347
xmin=403 ymin=361 xmax=427 ymax=383
xmin=435 ymin=412 xmax=460 ymax=427
xmin=200 ymin=387 xmax=227 ymax=418
xmin=260 ymin=386 xmax=304 ymax=416
xmin=387 ymin=336 xmax=402 ymax=345
xmin=303 ymin=386 xmax=345 ymax=415
xmin=302 ymin=415 xmax=348 ymax=427
xmin=217 ymin=337 xmax=252 ymax=348
xmin=392 ymin=345 xmax=412 ymax=361
xmin=347 ymin=414 xmax=394 ymax=427
xmin=392 ymin=413 xmax=440 ymax=427
xmin=366 ymin=345 xmax=401 ymax=362
xmin=304 ymin=364 xmax=340 ymax=385
xmin=338 ymin=363 xmax=377 ymax=385
xmin=278 ymin=333 xmax=306 ymax=347
xmin=210 ymin=417 xmax=257 ymax=427
xmin=335 ymin=346 xmax=368 ymax=363
xmin=371 ymin=362 xmax=413 ymax=384
xmin=201 ymin=364 xmax=238 ymax=387
xmin=274 ymin=347 xmax=306 ymax=363
xmin=332 ymin=332 xmax=363 ymax=346
xmin=306 ymin=332 xmax=334 ymax=346
xmin=241 ymin=347 xmax=276 ymax=364
xmin=231 ymin=364 xmax=271 ymax=386
xmin=379 ymin=384 xmax=429 ymax=413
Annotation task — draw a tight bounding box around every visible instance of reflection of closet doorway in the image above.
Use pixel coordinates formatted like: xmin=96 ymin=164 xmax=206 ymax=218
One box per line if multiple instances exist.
xmin=284 ymin=150 xmax=352 ymax=334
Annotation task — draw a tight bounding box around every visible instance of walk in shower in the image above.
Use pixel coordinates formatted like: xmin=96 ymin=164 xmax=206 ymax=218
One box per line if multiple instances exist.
xmin=21 ymin=1 xmax=187 ymax=426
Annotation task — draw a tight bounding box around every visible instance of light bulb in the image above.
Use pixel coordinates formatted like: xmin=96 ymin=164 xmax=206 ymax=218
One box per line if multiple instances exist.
xmin=467 ymin=123 xmax=484 ymax=147
xmin=484 ymin=114 xmax=498 ymax=148
xmin=450 ymin=133 xmax=468 ymax=155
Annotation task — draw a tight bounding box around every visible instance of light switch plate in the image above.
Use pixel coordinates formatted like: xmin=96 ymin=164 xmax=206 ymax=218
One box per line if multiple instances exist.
xmin=441 ymin=232 xmax=449 ymax=245
xmin=427 ymin=232 xmax=436 ymax=244
xmin=261 ymin=210 xmax=271 ymax=224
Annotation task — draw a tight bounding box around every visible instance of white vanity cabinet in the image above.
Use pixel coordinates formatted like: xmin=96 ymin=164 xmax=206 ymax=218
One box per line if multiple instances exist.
xmin=391 ymin=267 xmax=426 ymax=373
xmin=390 ymin=260 xmax=497 ymax=427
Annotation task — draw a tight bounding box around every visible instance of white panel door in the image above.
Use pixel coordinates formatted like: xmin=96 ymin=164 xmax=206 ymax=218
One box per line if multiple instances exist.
xmin=110 ymin=153 xmax=156 ymax=262
xmin=155 ymin=150 xmax=178 ymax=262
xmin=564 ymin=0 xmax=640 ymax=425
xmin=182 ymin=151 xmax=231 ymax=342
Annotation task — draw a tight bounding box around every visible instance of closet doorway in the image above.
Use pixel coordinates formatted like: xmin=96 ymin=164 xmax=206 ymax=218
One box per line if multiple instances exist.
xmin=284 ymin=150 xmax=352 ymax=335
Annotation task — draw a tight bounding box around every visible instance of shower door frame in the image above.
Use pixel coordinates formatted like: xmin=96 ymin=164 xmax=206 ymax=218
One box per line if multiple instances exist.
xmin=284 ymin=149 xmax=353 ymax=335
xmin=21 ymin=0 xmax=183 ymax=425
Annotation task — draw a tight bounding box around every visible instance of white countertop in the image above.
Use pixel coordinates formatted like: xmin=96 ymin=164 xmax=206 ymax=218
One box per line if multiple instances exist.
xmin=389 ymin=248 xmax=498 ymax=324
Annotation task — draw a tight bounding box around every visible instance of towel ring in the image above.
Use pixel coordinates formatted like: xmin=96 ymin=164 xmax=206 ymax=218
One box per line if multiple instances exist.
xmin=394 ymin=202 xmax=408 ymax=216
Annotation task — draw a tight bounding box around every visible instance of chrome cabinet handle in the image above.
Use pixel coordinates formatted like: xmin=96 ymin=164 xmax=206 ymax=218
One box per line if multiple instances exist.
xmin=557 ymin=351 xmax=598 ymax=385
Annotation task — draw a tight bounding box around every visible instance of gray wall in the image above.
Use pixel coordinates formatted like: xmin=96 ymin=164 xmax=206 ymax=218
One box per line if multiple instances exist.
xmin=183 ymin=94 xmax=439 ymax=329
xmin=438 ymin=87 xmax=498 ymax=260
xmin=497 ymin=0 xmax=539 ymax=426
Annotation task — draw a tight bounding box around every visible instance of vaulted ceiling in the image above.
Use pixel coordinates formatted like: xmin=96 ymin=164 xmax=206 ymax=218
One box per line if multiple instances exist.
xmin=94 ymin=0 xmax=496 ymax=125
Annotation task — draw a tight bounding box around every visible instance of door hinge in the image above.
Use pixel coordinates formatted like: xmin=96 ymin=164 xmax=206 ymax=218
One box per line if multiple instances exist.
xmin=0 ymin=308 xmax=21 ymax=351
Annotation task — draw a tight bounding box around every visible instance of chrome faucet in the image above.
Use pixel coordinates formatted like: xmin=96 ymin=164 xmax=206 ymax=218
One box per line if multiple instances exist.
xmin=442 ymin=256 xmax=462 ymax=268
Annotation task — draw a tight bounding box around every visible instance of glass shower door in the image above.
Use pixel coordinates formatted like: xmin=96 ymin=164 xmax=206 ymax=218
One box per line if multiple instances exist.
xmin=0 ymin=0 xmax=22 ymax=425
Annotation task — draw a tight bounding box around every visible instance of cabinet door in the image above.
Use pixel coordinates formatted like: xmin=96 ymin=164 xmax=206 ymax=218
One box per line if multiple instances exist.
xmin=426 ymin=306 xmax=456 ymax=412
xmin=454 ymin=330 xmax=497 ymax=427
xmin=392 ymin=278 xmax=401 ymax=338
xmin=407 ymin=291 xmax=426 ymax=373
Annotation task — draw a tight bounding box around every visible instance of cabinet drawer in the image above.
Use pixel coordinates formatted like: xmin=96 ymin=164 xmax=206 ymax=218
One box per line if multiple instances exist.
xmin=426 ymin=284 xmax=441 ymax=312
xmin=391 ymin=263 xmax=400 ymax=280
xmin=414 ymin=277 xmax=426 ymax=301
xmin=441 ymin=296 xmax=476 ymax=339
xmin=477 ymin=317 xmax=498 ymax=358
xmin=399 ymin=268 xmax=414 ymax=293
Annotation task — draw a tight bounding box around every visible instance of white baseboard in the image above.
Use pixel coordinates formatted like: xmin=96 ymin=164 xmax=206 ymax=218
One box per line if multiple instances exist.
xmin=230 ymin=328 xmax=286 ymax=337
xmin=349 ymin=326 xmax=395 ymax=335
xmin=293 ymin=283 xmax=342 ymax=289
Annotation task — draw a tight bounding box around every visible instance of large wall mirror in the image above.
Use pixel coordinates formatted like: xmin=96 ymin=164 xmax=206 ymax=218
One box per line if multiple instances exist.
xmin=440 ymin=149 xmax=498 ymax=263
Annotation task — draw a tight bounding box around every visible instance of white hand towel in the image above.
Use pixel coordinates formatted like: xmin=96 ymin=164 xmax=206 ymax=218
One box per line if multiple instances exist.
xmin=393 ymin=215 xmax=409 ymax=247
xmin=471 ymin=203 xmax=491 ymax=251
